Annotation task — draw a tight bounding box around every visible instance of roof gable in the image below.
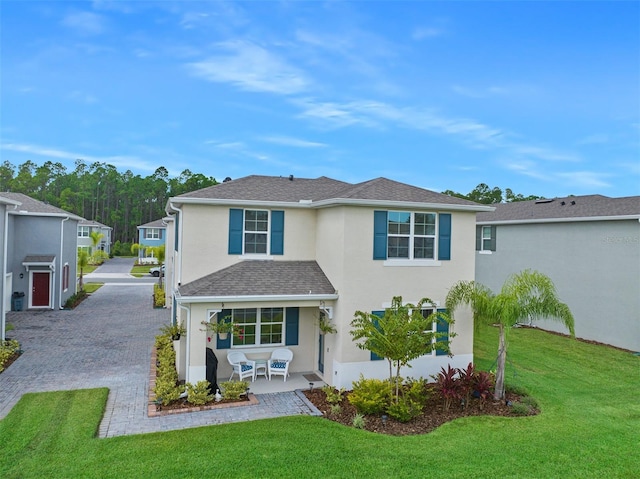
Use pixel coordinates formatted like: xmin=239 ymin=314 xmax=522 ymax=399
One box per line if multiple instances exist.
xmin=0 ymin=192 xmax=82 ymax=220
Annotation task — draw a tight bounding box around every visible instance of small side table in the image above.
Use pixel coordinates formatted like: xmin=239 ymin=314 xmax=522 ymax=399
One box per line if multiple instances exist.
xmin=254 ymin=359 xmax=268 ymax=379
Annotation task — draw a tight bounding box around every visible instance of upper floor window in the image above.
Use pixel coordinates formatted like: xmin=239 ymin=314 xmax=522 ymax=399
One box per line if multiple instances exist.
xmin=78 ymin=226 xmax=90 ymax=237
xmin=146 ymin=228 xmax=161 ymax=240
xmin=387 ymin=211 xmax=437 ymax=260
xmin=476 ymin=225 xmax=496 ymax=252
xmin=228 ymin=209 xmax=284 ymax=256
xmin=244 ymin=210 xmax=269 ymax=254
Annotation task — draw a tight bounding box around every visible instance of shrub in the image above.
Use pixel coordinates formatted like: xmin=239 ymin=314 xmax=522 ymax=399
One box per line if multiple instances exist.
xmin=348 ymin=375 xmax=392 ymax=415
xmin=220 ymin=380 xmax=248 ymax=400
xmin=154 ymin=284 xmax=165 ymax=307
xmin=352 ymin=413 xmax=366 ymax=429
xmin=403 ymin=377 xmax=428 ymax=407
xmin=387 ymin=396 xmax=423 ymax=423
xmin=520 ymin=395 xmax=539 ymax=410
xmin=186 ymin=380 xmax=214 ymax=406
xmin=329 ymin=404 xmax=342 ymax=416
xmin=506 ymin=383 xmax=529 ymax=396
xmin=433 ymin=365 xmax=461 ymax=410
xmin=63 ymin=290 xmax=88 ymax=309
xmin=510 ymin=402 xmax=533 ymax=416
xmin=0 ymin=339 xmax=20 ymax=373
xmin=457 ymin=362 xmax=475 ymax=407
xmin=154 ymin=377 xmax=182 ymax=406
xmin=322 ymin=385 xmax=345 ymax=405
xmin=472 ymin=371 xmax=495 ymax=409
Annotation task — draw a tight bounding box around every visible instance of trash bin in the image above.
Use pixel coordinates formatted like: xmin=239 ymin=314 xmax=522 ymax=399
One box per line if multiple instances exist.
xmin=12 ymin=292 xmax=24 ymax=311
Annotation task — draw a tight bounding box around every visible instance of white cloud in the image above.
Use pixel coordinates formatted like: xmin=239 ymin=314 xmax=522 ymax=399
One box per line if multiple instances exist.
xmin=61 ymin=11 xmax=107 ymax=36
xmin=68 ymin=91 xmax=98 ymax=104
xmin=510 ymin=145 xmax=580 ymax=162
xmin=412 ymin=27 xmax=445 ymax=40
xmin=556 ymin=171 xmax=612 ymax=189
xmin=187 ymin=41 xmax=310 ymax=95
xmin=260 ymin=136 xmax=327 ymax=148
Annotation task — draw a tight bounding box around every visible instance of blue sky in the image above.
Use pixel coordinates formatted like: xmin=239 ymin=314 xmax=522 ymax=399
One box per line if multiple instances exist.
xmin=2 ymin=1 xmax=639 ymax=198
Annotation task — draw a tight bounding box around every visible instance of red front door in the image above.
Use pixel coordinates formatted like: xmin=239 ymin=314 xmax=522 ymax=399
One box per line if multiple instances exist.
xmin=32 ymin=272 xmax=50 ymax=307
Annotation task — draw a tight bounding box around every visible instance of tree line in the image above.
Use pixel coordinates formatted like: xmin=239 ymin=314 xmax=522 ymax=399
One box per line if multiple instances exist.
xmin=0 ymin=159 xmax=217 ymax=245
xmin=0 ymin=159 xmax=541 ymax=246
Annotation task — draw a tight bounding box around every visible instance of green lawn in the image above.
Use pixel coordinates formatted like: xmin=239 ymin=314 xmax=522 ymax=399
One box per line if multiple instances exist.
xmin=130 ymin=264 xmax=154 ymax=277
xmin=1 ymin=326 xmax=638 ymax=478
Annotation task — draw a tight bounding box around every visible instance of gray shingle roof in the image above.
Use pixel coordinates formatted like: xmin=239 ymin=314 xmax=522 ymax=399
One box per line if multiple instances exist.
xmin=139 ymin=219 xmax=167 ymax=229
xmin=477 ymin=195 xmax=640 ymax=223
xmin=0 ymin=192 xmax=82 ymax=219
xmin=79 ymin=219 xmax=111 ymax=229
xmin=173 ymin=175 xmax=482 ymax=208
xmin=179 ymin=260 xmax=336 ymax=298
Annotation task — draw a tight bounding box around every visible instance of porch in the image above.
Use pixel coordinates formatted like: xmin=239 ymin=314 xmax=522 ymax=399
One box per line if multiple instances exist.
xmin=237 ymin=371 xmax=327 ymax=395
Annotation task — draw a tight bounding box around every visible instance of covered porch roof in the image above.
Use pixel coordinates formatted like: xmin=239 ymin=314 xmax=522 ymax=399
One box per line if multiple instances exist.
xmin=176 ymin=260 xmax=338 ymax=303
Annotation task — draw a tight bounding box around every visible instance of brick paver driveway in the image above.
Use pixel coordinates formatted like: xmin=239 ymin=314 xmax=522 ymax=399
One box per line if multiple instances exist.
xmin=0 ymin=280 xmax=318 ymax=437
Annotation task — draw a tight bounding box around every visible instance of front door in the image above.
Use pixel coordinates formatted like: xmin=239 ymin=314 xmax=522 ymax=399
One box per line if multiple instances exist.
xmin=318 ymin=332 xmax=325 ymax=373
xmin=31 ymin=272 xmax=51 ymax=308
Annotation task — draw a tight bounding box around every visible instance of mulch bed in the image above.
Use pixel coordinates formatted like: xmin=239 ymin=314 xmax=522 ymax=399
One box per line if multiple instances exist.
xmin=302 ymin=385 xmax=533 ymax=436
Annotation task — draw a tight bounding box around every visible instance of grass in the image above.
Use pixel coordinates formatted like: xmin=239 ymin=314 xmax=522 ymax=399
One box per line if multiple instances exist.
xmin=0 ymin=326 xmax=638 ymax=478
xmin=83 ymin=283 xmax=103 ymax=294
xmin=130 ymin=264 xmax=154 ymax=277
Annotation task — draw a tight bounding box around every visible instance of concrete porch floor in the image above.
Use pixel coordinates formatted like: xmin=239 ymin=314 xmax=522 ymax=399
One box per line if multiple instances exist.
xmin=242 ymin=371 xmax=327 ymax=394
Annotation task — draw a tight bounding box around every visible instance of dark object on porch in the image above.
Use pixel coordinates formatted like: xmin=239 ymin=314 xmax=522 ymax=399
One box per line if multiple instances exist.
xmin=206 ymin=348 xmax=219 ymax=393
xmin=12 ymin=292 xmax=25 ymax=311
xmin=304 ymin=373 xmax=322 ymax=382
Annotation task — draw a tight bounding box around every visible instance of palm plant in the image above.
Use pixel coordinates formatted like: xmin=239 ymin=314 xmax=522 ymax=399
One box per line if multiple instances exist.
xmin=77 ymin=250 xmax=89 ymax=291
xmin=446 ymin=269 xmax=574 ymax=400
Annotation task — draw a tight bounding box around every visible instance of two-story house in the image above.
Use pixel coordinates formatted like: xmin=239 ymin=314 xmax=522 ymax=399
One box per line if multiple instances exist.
xmin=476 ymin=194 xmax=640 ymax=352
xmin=77 ymin=219 xmax=112 ymax=256
xmin=136 ymin=219 xmax=167 ymax=264
xmin=166 ymin=175 xmax=492 ymax=388
xmin=0 ymin=192 xmax=81 ymax=318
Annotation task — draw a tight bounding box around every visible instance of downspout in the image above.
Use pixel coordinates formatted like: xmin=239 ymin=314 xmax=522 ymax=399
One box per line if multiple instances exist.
xmin=177 ymin=301 xmax=192 ymax=383
xmin=1 ymin=206 xmax=9 ymax=341
xmin=166 ymin=199 xmax=183 ymax=322
xmin=59 ymin=216 xmax=70 ymax=309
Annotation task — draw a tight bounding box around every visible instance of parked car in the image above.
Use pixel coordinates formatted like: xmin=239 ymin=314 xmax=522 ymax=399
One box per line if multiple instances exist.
xmin=150 ymin=264 xmax=165 ymax=277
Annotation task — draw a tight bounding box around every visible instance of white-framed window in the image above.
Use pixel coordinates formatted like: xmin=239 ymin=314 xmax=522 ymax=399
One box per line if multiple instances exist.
xmin=215 ymin=307 xmax=284 ymax=347
xmin=78 ymin=226 xmax=90 ymax=238
xmin=387 ymin=211 xmax=436 ymax=260
xmin=145 ymin=228 xmax=161 ymax=240
xmin=62 ymin=263 xmax=69 ymax=292
xmin=481 ymin=226 xmax=492 ymax=251
xmin=244 ymin=210 xmax=269 ymax=254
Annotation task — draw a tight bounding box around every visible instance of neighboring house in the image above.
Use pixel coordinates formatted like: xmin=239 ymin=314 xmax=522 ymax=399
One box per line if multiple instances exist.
xmin=77 ymin=219 xmax=112 ymax=256
xmin=166 ymin=175 xmax=492 ymax=388
xmin=0 ymin=193 xmax=81 ymax=333
xmin=136 ymin=219 xmax=167 ymax=264
xmin=476 ymin=195 xmax=640 ymax=352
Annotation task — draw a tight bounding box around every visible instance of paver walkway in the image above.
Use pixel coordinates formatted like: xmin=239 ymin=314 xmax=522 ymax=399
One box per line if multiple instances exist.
xmin=0 ymin=280 xmax=319 ymax=437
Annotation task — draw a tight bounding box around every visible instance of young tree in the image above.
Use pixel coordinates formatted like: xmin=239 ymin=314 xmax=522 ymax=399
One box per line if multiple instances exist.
xmin=77 ymin=250 xmax=89 ymax=291
xmin=445 ymin=270 xmax=574 ymax=400
xmin=351 ymin=296 xmax=453 ymax=401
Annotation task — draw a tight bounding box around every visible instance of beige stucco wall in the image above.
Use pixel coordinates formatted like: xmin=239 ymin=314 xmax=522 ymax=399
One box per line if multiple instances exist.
xmin=175 ymin=202 xmax=477 ymax=388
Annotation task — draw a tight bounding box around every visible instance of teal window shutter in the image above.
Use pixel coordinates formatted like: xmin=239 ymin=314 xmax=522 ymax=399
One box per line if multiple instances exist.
xmin=271 ymin=210 xmax=284 ymax=255
xmin=174 ymin=215 xmax=179 ymax=250
xmin=216 ymin=309 xmax=232 ymax=349
xmin=373 ymin=211 xmax=388 ymax=260
xmin=475 ymin=225 xmax=481 ymax=251
xmin=435 ymin=308 xmax=449 ymax=356
xmin=370 ymin=310 xmax=384 ymax=360
xmin=438 ymin=213 xmax=451 ymax=260
xmin=285 ymin=307 xmax=299 ymax=345
xmin=228 ymin=209 xmax=243 ymax=254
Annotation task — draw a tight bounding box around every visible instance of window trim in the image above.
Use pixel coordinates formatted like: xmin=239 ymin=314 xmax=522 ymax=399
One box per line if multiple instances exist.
xmin=145 ymin=228 xmax=161 ymax=240
xmin=78 ymin=226 xmax=90 ymax=238
xmin=386 ymin=210 xmax=437 ymax=261
xmin=243 ymin=209 xmax=270 ymax=255
xmin=209 ymin=307 xmax=286 ymax=348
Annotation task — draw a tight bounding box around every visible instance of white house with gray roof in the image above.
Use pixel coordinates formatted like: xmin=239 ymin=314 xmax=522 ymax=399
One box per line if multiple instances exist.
xmin=476 ymin=194 xmax=640 ymax=352
xmin=0 ymin=193 xmax=81 ymax=339
xmin=78 ymin=219 xmax=112 ymax=256
xmin=166 ymin=175 xmax=493 ymax=388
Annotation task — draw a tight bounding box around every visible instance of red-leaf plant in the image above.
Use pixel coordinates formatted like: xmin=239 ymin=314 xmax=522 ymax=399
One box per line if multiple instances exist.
xmin=457 ymin=362 xmax=476 ymax=409
xmin=472 ymin=371 xmax=495 ymax=410
xmin=433 ymin=365 xmax=461 ymax=411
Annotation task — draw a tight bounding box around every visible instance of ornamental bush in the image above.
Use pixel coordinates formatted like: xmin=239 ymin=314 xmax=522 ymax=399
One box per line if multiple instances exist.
xmin=0 ymin=339 xmax=20 ymax=373
xmin=220 ymin=380 xmax=248 ymax=400
xmin=348 ymin=375 xmax=392 ymax=415
xmin=186 ymin=380 xmax=214 ymax=406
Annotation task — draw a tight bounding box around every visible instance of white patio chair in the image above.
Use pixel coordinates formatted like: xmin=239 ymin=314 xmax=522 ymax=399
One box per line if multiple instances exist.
xmin=227 ymin=352 xmax=256 ymax=382
xmin=267 ymin=348 xmax=293 ymax=381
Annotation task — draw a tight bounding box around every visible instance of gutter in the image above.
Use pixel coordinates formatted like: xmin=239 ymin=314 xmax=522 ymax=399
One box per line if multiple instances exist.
xmin=58 ymin=216 xmax=70 ymax=309
xmin=477 ymin=214 xmax=640 ymax=226
xmin=175 ymin=293 xmax=340 ymax=304
xmin=1 ymin=206 xmax=9 ymax=341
